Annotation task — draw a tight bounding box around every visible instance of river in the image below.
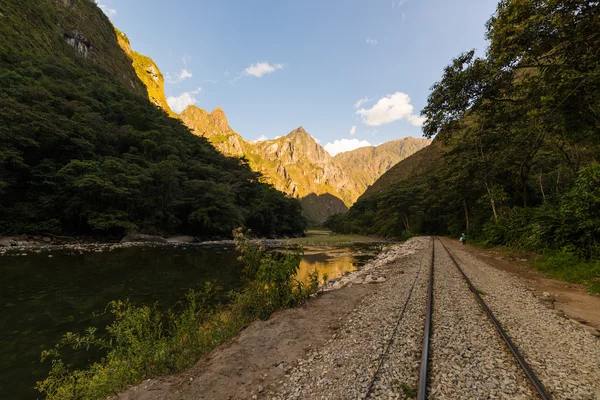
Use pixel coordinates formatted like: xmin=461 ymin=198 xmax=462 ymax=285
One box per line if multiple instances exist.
xmin=0 ymin=241 xmax=382 ymax=399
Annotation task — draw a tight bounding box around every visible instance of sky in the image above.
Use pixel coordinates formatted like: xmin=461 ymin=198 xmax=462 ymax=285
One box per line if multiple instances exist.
xmin=96 ymin=0 xmax=499 ymax=156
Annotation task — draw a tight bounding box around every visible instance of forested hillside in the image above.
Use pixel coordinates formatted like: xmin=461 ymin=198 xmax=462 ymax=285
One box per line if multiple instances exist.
xmin=327 ymin=0 xmax=600 ymax=258
xmin=0 ymin=0 xmax=306 ymax=238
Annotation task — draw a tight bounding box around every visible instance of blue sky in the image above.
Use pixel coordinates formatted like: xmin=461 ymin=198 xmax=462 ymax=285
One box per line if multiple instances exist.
xmin=97 ymin=0 xmax=499 ymax=155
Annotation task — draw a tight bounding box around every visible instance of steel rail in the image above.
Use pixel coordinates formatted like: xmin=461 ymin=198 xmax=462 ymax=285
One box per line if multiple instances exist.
xmin=437 ymin=238 xmax=551 ymax=400
xmin=362 ymin=237 xmax=432 ymax=400
xmin=417 ymin=238 xmax=435 ymax=400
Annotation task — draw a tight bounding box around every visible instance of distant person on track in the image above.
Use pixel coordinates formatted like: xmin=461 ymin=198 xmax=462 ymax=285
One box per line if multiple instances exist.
xmin=460 ymin=233 xmax=467 ymax=246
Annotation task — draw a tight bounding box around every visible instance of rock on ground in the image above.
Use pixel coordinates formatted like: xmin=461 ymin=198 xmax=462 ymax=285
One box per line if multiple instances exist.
xmin=165 ymin=235 xmax=196 ymax=243
xmin=120 ymin=233 xmax=167 ymax=244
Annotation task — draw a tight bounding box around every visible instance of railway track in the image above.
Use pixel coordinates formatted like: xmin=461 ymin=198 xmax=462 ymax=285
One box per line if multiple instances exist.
xmin=365 ymin=237 xmax=551 ymax=399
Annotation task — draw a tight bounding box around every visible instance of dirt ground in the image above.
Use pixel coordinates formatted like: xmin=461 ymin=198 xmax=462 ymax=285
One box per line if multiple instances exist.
xmin=116 ymin=238 xmax=600 ymax=400
xmin=443 ymin=238 xmax=600 ymax=330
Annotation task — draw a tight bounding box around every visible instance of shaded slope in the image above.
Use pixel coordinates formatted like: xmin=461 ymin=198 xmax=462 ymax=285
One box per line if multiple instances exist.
xmin=360 ymin=138 xmax=445 ymax=199
xmin=333 ymin=137 xmax=432 ymax=203
xmin=325 ymin=139 xmax=446 ymax=236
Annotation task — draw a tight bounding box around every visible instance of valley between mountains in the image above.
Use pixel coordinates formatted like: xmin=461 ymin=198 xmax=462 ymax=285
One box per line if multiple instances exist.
xmin=116 ymin=30 xmax=430 ymax=222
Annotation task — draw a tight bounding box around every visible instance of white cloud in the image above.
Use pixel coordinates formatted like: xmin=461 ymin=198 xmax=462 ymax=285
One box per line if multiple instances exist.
xmin=229 ymin=74 xmax=243 ymax=85
xmin=256 ymin=135 xmax=268 ymax=141
xmin=204 ymin=79 xmax=219 ymax=84
xmin=178 ymin=69 xmax=193 ymax=80
xmin=324 ymin=138 xmax=372 ymax=156
xmin=350 ymin=126 xmax=357 ymax=135
xmin=407 ymin=114 xmax=427 ymax=126
xmin=244 ymin=62 xmax=284 ymax=78
xmin=366 ymin=38 xmax=378 ymax=45
xmin=95 ymin=1 xmax=117 ymax=17
xmin=354 ymin=97 xmax=372 ymax=109
xmin=165 ymin=56 xmax=194 ymax=84
xmin=356 ymin=92 xmax=425 ymax=127
xmin=167 ymin=87 xmax=202 ymax=113
xmin=392 ymin=0 xmax=408 ymax=7
xmin=166 ymin=69 xmax=193 ymax=84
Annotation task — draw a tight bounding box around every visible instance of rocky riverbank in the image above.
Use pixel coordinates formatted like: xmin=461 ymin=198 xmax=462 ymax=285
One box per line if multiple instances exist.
xmin=0 ymin=233 xmax=290 ymax=256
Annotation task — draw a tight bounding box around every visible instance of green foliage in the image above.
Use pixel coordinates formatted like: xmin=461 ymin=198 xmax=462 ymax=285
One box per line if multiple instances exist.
xmin=329 ymin=0 xmax=600 ymax=254
xmin=36 ymin=230 xmax=320 ymax=399
xmin=0 ymin=0 xmax=306 ymax=238
xmin=392 ymin=380 xmax=417 ymax=398
xmin=532 ymin=249 xmax=600 ymax=294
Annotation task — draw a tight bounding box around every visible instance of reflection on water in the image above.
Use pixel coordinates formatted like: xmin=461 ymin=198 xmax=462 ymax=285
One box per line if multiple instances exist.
xmin=295 ymin=246 xmax=375 ymax=283
xmin=0 ymin=243 xmax=380 ymax=400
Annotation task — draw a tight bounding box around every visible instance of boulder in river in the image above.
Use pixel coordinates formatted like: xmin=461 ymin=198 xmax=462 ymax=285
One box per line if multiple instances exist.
xmin=166 ymin=235 xmax=196 ymax=243
xmin=120 ymin=234 xmax=167 ymax=244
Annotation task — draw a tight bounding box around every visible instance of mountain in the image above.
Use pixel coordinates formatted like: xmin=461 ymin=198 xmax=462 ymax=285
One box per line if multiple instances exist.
xmin=0 ymin=0 xmax=306 ymax=237
xmin=332 ymin=137 xmax=432 ymax=205
xmin=179 ymin=110 xmax=431 ymax=222
xmin=359 ymin=138 xmax=444 ymax=199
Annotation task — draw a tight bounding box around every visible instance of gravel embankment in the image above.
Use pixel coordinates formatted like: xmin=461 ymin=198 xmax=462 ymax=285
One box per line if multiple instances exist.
xmin=444 ymin=238 xmax=600 ymax=400
xmin=429 ymin=242 xmax=535 ymax=399
xmin=270 ymin=237 xmax=431 ymax=399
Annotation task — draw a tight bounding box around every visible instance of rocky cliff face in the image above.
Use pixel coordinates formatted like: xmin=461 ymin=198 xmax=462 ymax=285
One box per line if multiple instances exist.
xmin=180 ymin=106 xmax=246 ymax=156
xmin=248 ymin=127 xmax=346 ymax=201
xmin=115 ymin=29 xmax=174 ymax=116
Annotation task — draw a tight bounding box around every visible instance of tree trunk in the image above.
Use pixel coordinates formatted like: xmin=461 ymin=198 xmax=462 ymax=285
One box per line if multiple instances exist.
xmin=463 ymin=199 xmax=469 ymax=234
xmin=478 ymin=139 xmax=498 ymax=222
xmin=402 ymin=213 xmax=410 ymax=232
xmin=539 ymin=169 xmax=546 ymax=202
xmin=483 ymin=178 xmax=499 ymax=222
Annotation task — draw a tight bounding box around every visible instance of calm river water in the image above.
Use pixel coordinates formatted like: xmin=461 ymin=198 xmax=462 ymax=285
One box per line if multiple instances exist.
xmin=0 ymin=243 xmax=381 ymax=399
